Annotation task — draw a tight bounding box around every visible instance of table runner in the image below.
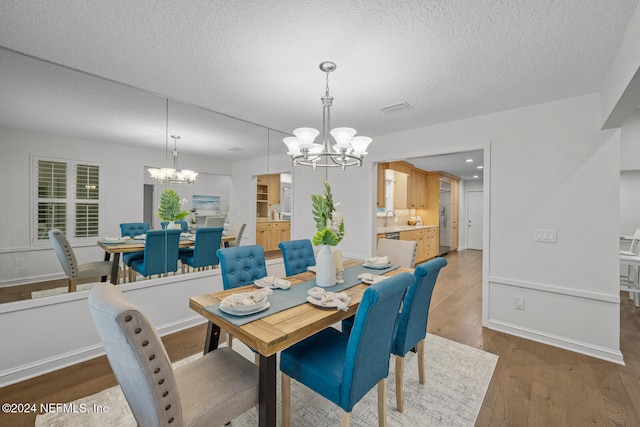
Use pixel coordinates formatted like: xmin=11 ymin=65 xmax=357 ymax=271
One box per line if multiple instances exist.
xmin=205 ymin=263 xmax=400 ymax=326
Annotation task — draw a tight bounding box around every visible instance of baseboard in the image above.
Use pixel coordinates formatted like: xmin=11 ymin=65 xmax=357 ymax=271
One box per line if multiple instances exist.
xmin=486 ymin=319 xmax=624 ymax=365
xmin=0 ymin=315 xmax=207 ymax=387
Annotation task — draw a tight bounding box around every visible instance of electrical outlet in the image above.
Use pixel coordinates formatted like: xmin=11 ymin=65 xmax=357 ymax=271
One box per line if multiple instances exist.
xmin=514 ymin=296 xmax=525 ymax=310
xmin=14 ymin=257 xmax=23 ymax=267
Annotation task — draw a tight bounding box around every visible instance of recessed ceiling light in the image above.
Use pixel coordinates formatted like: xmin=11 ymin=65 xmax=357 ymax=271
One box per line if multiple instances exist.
xmin=477 ymin=165 xmax=483 ymax=169
xmin=473 ymin=175 xmax=479 ymax=178
xmin=228 ymin=147 xmax=243 ymax=152
xmin=465 ymin=159 xmax=473 ymax=163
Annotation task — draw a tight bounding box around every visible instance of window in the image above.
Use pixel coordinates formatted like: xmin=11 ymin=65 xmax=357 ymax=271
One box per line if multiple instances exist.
xmin=33 ymin=156 xmax=103 ymax=243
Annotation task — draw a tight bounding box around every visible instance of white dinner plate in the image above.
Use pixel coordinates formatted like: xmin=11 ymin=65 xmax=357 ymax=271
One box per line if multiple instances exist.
xmin=363 ymin=262 xmax=391 ymax=269
xmin=307 ymin=266 xmax=317 ymax=273
xmin=133 ymin=234 xmax=146 ymax=240
xmin=219 ymin=301 xmax=271 ymax=316
xmin=306 ymin=296 xmax=342 ymax=308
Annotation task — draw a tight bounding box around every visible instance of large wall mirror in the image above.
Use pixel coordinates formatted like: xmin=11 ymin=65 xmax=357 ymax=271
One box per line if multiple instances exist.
xmin=0 ymin=47 xmax=290 ymax=304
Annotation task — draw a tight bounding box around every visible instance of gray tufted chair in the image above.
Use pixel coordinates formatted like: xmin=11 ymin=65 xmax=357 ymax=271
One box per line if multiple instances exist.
xmin=88 ymin=282 xmax=259 ymax=426
xmin=48 ymin=229 xmax=112 ymax=292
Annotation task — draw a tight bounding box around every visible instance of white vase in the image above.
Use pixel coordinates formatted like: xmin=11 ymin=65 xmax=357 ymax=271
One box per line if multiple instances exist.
xmin=167 ymin=221 xmax=181 ymax=230
xmin=316 ymin=244 xmax=337 ymax=287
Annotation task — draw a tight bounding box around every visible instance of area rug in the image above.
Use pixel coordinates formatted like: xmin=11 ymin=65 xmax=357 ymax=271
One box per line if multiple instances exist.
xmin=36 ymin=333 xmax=498 ymax=426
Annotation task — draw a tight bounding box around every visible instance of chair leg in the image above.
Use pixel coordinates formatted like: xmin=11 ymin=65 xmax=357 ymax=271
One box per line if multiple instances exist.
xmin=282 ymin=373 xmax=291 ymax=427
xmin=417 ymin=339 xmax=425 ymax=385
xmin=395 ymin=355 xmax=404 ymax=412
xmin=228 ymin=333 xmax=233 ymax=349
xmin=68 ymin=279 xmax=77 ymax=293
xmin=378 ymin=378 xmax=387 ymax=427
xmin=340 ymin=408 xmax=351 ymax=427
xmin=254 ymin=353 xmax=260 ymax=365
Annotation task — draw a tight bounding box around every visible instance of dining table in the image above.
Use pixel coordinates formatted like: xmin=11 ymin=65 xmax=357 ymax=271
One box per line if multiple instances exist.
xmin=188 ymin=258 xmax=410 ymax=427
xmin=98 ymin=233 xmax=236 ymax=284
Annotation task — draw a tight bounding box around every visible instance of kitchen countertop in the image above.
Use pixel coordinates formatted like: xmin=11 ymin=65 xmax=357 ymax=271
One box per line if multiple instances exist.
xmin=377 ymin=224 xmax=438 ymax=234
xmin=256 ymin=219 xmax=291 ymax=223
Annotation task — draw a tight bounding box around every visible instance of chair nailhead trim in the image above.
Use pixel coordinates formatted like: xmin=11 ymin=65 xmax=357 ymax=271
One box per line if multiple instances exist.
xmin=168 ymin=417 xmax=174 ymax=423
xmin=149 ymin=354 xmax=155 ymax=361
xmin=124 ymin=315 xmax=132 ymax=322
xmin=154 ymin=368 xmax=160 ymax=374
xmin=135 ymin=328 xmax=141 ymax=334
xmin=158 ymin=378 xmax=165 ymax=385
xmin=142 ymin=340 xmax=149 ymax=346
xmin=165 ymin=404 xmax=171 ymax=410
xmin=163 ymin=391 xmax=168 ymax=397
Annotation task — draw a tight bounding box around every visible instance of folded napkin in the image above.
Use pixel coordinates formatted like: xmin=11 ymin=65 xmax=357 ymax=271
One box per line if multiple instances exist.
xmin=357 ymin=272 xmax=387 ymax=284
xmin=365 ymin=256 xmax=390 ymax=265
xmin=307 ymin=287 xmax=350 ymax=311
xmin=254 ymin=276 xmax=291 ymax=290
xmin=220 ymin=288 xmax=273 ymax=308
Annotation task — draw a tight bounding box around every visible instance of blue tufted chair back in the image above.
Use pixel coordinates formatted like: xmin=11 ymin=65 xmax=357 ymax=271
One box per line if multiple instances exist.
xmin=392 ymin=257 xmax=447 ymax=357
xmin=131 ymin=229 xmax=181 ymax=277
xmin=278 ymin=239 xmax=316 ymax=276
xmin=217 ymin=244 xmax=268 ymax=289
xmin=182 ymin=227 xmax=223 ymax=268
xmin=119 ymin=222 xmax=150 ymax=238
xmin=341 ymin=272 xmax=413 ymax=411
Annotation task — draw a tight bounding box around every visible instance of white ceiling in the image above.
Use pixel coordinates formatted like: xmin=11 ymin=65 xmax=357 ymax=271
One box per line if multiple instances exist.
xmin=0 ymin=0 xmax=638 ymax=171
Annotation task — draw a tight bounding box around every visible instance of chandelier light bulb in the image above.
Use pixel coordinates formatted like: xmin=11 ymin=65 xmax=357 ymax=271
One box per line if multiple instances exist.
xmin=293 ymin=127 xmax=320 ymax=148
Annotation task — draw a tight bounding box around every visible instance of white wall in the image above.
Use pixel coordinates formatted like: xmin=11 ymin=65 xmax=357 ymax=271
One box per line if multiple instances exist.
xmin=620 ymin=171 xmax=640 ymax=236
xmin=0 ymin=127 xmax=232 ymax=286
xmin=291 ymin=93 xmax=622 ymax=363
xmin=0 ymin=259 xmax=286 ymax=386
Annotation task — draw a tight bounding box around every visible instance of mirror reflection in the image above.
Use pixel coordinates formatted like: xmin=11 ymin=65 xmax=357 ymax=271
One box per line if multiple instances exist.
xmin=0 ymin=47 xmax=291 ymax=304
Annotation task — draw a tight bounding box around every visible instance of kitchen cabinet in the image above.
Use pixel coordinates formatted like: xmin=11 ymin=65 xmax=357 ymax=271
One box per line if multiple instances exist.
xmin=256 ymin=173 xmax=281 ymax=219
xmin=256 ymin=221 xmax=290 ymax=252
xmin=408 ymin=170 xmax=427 ymax=209
xmin=376 ymin=163 xmax=388 ymax=208
xmin=398 ymin=227 xmax=439 ymax=264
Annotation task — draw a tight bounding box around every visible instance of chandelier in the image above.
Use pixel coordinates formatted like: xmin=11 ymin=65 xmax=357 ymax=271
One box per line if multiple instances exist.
xmin=148 ymin=135 xmax=198 ymax=184
xmin=283 ymin=61 xmax=372 ymax=170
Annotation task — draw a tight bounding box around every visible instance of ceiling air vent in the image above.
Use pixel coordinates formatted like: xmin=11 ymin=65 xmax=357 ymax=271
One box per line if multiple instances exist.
xmin=380 ymin=102 xmax=412 ymax=114
xmin=228 ymin=147 xmax=243 ymax=152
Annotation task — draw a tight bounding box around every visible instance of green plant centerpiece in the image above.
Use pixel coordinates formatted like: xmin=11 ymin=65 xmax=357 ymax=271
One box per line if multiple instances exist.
xmin=157 ymin=189 xmax=189 ymax=222
xmin=311 ymin=179 xmax=344 ymax=287
xmin=311 ymin=179 xmax=345 ymax=246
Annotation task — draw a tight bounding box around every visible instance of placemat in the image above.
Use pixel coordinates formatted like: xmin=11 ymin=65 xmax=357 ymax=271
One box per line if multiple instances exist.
xmin=205 ymin=263 xmax=400 ymax=326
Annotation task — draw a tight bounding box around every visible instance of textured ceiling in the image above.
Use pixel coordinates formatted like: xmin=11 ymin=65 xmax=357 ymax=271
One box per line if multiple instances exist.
xmin=0 ymin=0 xmax=638 ymax=166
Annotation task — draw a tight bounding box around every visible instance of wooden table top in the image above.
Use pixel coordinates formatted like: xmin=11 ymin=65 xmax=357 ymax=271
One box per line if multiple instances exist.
xmin=189 ymin=259 xmax=411 ymax=357
xmin=98 ymin=234 xmax=235 ymax=253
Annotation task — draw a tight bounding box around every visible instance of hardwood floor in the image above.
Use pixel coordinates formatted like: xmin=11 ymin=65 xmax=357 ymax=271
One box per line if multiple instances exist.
xmin=1 ymin=249 xmax=638 ymax=426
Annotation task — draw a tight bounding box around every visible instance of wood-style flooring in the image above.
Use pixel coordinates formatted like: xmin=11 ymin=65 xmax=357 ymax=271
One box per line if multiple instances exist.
xmin=1 ymin=249 xmax=639 ymax=426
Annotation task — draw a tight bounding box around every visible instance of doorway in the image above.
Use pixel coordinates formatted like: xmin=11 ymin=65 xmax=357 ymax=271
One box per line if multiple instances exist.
xmin=467 ymin=190 xmax=483 ymax=250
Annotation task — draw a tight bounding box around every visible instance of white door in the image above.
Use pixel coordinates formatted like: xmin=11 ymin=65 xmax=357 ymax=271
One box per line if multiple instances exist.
xmin=467 ymin=190 xmax=483 ymax=250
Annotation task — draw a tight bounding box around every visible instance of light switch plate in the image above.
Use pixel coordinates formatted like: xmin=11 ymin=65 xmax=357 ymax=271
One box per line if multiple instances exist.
xmin=535 ymin=229 xmax=557 ymax=243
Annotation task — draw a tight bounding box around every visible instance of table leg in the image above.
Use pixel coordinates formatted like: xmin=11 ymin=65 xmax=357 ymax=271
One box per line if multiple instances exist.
xmin=258 ymin=354 xmax=277 ymax=427
xmin=109 ymin=253 xmax=120 ymax=285
xmin=204 ymin=322 xmax=221 ymax=354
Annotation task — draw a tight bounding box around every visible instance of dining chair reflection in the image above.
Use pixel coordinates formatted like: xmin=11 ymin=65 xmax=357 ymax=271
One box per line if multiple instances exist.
xmin=130 ymin=229 xmax=181 ymax=281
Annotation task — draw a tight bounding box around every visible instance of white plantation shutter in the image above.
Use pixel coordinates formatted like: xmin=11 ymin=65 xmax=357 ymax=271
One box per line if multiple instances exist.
xmin=34 ymin=157 xmax=103 ymax=243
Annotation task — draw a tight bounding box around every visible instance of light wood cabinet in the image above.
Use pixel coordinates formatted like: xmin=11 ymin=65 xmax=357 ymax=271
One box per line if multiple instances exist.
xmin=376 ymin=163 xmax=388 ymax=208
xmin=409 ymin=170 xmax=427 ymax=209
xmin=449 ymin=178 xmax=459 ymax=252
xmin=398 ymin=227 xmax=439 ymax=264
xmin=256 ymin=221 xmax=290 ymax=252
xmin=257 ymin=173 xmax=281 ymax=219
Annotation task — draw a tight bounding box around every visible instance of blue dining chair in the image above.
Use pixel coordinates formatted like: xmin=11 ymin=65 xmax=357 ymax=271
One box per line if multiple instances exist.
xmin=278 ymin=239 xmax=316 ymax=276
xmin=119 ymin=222 xmax=149 ymax=280
xmin=280 ymin=272 xmax=414 ymax=426
xmin=179 ymin=227 xmax=223 ymax=273
xmin=161 ymin=220 xmax=189 ymax=232
xmin=216 ymin=244 xmax=267 ymax=358
xmin=130 ymin=229 xmax=181 ymax=281
xmin=391 ymin=257 xmax=447 ymax=412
